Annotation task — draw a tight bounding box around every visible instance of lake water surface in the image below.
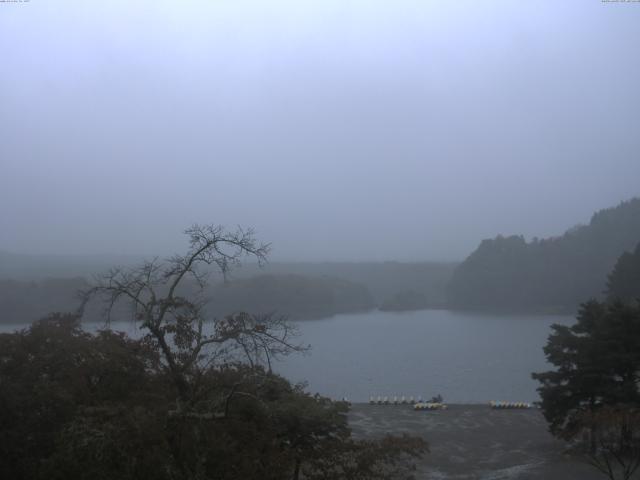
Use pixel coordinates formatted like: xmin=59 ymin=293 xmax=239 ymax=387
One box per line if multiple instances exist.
xmin=1 ymin=309 xmax=574 ymax=403
xmin=275 ymin=309 xmax=574 ymax=403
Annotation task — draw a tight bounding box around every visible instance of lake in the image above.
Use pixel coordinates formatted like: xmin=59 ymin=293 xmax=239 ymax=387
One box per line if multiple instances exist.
xmin=0 ymin=309 xmax=575 ymax=403
xmin=275 ymin=309 xmax=574 ymax=403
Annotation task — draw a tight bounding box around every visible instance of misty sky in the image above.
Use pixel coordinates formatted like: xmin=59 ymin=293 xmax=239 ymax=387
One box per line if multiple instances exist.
xmin=1 ymin=0 xmax=640 ymax=261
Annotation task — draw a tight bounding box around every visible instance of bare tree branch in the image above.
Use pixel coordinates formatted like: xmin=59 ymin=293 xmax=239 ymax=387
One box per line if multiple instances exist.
xmin=80 ymin=224 xmax=303 ymax=411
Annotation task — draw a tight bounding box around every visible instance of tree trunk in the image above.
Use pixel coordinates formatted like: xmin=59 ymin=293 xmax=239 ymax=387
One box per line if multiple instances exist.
xmin=292 ymin=457 xmax=301 ymax=480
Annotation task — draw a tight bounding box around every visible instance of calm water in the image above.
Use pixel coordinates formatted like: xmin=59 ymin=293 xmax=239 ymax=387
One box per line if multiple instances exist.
xmin=278 ymin=309 xmax=574 ymax=403
xmin=1 ymin=309 xmax=574 ymax=403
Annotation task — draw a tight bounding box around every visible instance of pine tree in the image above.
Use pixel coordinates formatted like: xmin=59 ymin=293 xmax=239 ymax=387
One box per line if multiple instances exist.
xmin=607 ymin=243 xmax=640 ymax=303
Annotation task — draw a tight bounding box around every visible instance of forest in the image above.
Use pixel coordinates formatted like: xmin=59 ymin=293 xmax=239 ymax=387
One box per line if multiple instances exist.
xmin=447 ymin=198 xmax=640 ymax=312
xmin=0 ymin=260 xmax=455 ymax=324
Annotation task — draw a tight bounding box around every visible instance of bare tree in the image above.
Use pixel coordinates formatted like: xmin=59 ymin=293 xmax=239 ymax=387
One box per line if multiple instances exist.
xmin=80 ymin=224 xmax=306 ymax=409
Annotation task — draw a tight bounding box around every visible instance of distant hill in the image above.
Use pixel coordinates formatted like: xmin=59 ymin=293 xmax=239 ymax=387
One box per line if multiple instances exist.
xmin=0 ymin=251 xmax=456 ymax=312
xmin=234 ymin=261 xmax=457 ymax=307
xmin=0 ymin=277 xmax=89 ymax=324
xmin=0 ymin=251 xmax=143 ymax=280
xmin=0 ymin=273 xmax=374 ymax=325
xmin=379 ymin=290 xmax=431 ymax=312
xmin=606 ymin=241 xmax=640 ymax=303
xmin=207 ymin=274 xmax=374 ymax=320
xmin=447 ymin=198 xmax=640 ymax=312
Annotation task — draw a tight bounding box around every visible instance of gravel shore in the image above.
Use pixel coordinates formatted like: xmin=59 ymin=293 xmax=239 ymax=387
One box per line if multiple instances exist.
xmin=348 ymin=404 xmax=604 ymax=479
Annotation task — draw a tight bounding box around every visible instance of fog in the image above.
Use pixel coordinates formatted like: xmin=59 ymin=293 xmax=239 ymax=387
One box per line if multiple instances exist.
xmin=1 ymin=0 xmax=639 ymax=261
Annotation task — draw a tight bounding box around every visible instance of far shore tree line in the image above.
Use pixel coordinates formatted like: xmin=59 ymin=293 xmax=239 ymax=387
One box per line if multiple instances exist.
xmin=449 ymin=198 xmax=640 ymax=312
xmin=1 ymin=197 xmax=638 ymax=324
xmin=0 ymin=265 xmax=453 ymax=325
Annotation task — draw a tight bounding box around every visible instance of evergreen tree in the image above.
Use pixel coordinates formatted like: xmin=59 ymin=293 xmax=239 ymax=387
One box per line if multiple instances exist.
xmin=533 ymin=300 xmax=640 ymax=439
xmin=607 ymin=242 xmax=640 ymax=303
xmin=533 ymin=300 xmax=640 ymax=479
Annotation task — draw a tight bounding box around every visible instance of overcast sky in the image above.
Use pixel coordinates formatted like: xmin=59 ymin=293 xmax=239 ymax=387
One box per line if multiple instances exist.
xmin=1 ymin=0 xmax=639 ymax=261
